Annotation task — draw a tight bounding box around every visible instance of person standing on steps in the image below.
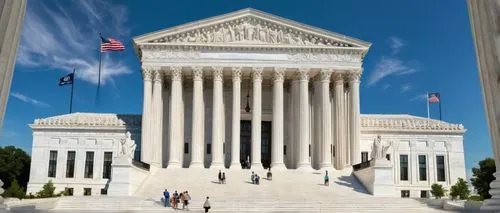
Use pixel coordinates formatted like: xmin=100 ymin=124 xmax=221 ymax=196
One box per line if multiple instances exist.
xmin=184 ymin=191 xmax=191 ymax=211
xmin=218 ymin=170 xmax=222 ymax=184
xmin=222 ymin=172 xmax=226 ymax=184
xmin=163 ymin=189 xmax=170 ymax=207
xmin=203 ymin=196 xmax=211 ymax=213
xmin=251 ymin=171 xmax=255 ymax=184
xmin=324 ymin=171 xmax=329 ymax=186
xmin=267 ymin=168 xmax=272 ymax=180
xmin=173 ymin=190 xmax=180 ymax=209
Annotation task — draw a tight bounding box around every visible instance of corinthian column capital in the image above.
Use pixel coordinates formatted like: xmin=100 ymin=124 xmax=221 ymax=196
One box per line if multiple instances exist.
xmin=192 ymin=66 xmax=204 ymax=81
xmin=142 ymin=68 xmax=153 ymax=81
xmin=332 ymin=72 xmax=344 ymax=85
xmin=252 ymin=67 xmax=263 ymax=81
xmin=212 ymin=66 xmax=224 ymax=81
xmin=153 ymin=70 xmax=163 ymax=83
xmin=295 ymin=68 xmax=309 ymax=81
xmin=347 ymin=71 xmax=361 ymax=83
xmin=170 ymin=66 xmax=183 ymax=82
xmin=232 ymin=67 xmax=242 ymax=82
xmin=319 ymin=69 xmax=332 ymax=82
xmin=273 ymin=67 xmax=285 ymax=82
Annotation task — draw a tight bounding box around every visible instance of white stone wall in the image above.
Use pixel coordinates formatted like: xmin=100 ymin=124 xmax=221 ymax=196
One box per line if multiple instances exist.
xmin=360 ymin=131 xmax=466 ymax=198
xmin=27 ymin=129 xmax=139 ymax=196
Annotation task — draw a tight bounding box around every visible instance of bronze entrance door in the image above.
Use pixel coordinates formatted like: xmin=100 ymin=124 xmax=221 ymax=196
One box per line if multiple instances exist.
xmin=240 ymin=120 xmax=272 ymax=169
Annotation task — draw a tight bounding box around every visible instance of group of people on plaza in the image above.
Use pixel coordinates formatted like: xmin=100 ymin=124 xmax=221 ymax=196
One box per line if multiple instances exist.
xmin=163 ymin=189 xmax=192 ymax=210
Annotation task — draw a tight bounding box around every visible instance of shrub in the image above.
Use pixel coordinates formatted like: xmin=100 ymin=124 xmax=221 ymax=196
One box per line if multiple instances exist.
xmin=2 ymin=180 xmax=25 ymax=199
xmin=450 ymin=178 xmax=470 ymax=200
xmin=431 ymin=183 xmax=446 ymax=199
xmin=468 ymin=195 xmax=483 ymax=201
xmin=36 ymin=180 xmax=56 ymax=198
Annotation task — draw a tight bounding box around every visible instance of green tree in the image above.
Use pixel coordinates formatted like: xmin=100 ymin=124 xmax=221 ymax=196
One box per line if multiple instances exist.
xmin=0 ymin=146 xmax=31 ymax=189
xmin=471 ymin=158 xmax=496 ymax=199
xmin=450 ymin=178 xmax=470 ymax=200
xmin=36 ymin=180 xmax=56 ymax=198
xmin=1 ymin=179 xmax=25 ymax=199
xmin=431 ymin=183 xmax=446 ymax=199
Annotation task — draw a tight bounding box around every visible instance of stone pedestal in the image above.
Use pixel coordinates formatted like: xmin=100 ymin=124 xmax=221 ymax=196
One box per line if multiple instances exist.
xmin=108 ymin=157 xmax=148 ymax=196
xmin=353 ymin=160 xmax=395 ymax=197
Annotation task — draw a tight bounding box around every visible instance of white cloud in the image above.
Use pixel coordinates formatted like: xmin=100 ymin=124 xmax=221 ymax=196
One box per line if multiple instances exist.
xmin=389 ymin=36 xmax=406 ymax=55
xmin=401 ymin=84 xmax=412 ymax=93
xmin=381 ymin=84 xmax=391 ymax=90
xmin=10 ymin=92 xmax=50 ymax=107
xmin=410 ymin=93 xmax=427 ymax=102
xmin=16 ymin=0 xmax=131 ymax=85
xmin=367 ymin=57 xmax=419 ymax=86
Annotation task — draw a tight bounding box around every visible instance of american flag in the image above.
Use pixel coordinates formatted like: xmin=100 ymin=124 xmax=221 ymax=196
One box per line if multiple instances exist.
xmin=428 ymin=92 xmax=440 ymax=103
xmin=100 ymin=36 xmax=125 ymax=52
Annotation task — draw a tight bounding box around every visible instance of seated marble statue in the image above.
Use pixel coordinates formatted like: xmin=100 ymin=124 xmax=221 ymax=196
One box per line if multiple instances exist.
xmin=118 ymin=131 xmax=136 ymax=159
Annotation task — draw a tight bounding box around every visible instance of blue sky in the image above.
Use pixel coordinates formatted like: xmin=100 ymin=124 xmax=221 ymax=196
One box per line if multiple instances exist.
xmin=0 ymin=0 xmax=489 ymax=178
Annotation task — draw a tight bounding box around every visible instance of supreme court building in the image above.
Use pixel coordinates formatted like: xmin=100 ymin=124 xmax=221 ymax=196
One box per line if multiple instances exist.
xmin=27 ymin=9 xmax=466 ymax=198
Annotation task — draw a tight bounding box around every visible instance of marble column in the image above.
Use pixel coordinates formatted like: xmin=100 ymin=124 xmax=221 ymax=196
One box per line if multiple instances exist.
xmin=296 ymin=68 xmax=311 ymax=170
xmin=141 ymin=68 xmax=153 ymax=164
xmin=468 ymin=1 xmax=500 ymax=210
xmin=319 ymin=70 xmax=333 ymax=169
xmin=211 ymin=67 xmax=224 ymax=168
xmin=0 ymin=0 xmax=26 ymax=130
xmin=251 ymin=67 xmax=263 ymax=169
xmin=168 ymin=67 xmax=183 ymax=168
xmin=349 ymin=71 xmax=361 ymax=165
xmin=190 ymin=67 xmax=204 ymax=168
xmin=151 ymin=70 xmax=164 ymax=167
xmin=334 ymin=73 xmax=345 ymax=169
xmin=271 ymin=67 xmax=286 ymax=170
xmin=230 ymin=67 xmax=242 ymax=169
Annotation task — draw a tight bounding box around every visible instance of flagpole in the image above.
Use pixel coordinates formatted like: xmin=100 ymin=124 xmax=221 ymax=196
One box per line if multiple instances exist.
xmin=96 ymin=33 xmax=103 ymax=105
xmin=69 ymin=67 xmax=75 ymax=113
xmin=439 ymin=94 xmax=442 ymax=121
xmin=426 ymin=91 xmax=430 ymax=126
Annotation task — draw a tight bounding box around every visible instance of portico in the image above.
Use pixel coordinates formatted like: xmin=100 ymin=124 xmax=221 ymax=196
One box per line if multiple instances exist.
xmin=133 ymin=8 xmax=370 ymax=170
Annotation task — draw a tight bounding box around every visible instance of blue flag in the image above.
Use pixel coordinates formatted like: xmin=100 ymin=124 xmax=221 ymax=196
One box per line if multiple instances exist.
xmin=59 ymin=73 xmax=74 ymax=86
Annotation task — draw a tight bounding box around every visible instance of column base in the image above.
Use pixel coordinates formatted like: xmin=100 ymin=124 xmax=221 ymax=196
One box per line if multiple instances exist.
xmin=251 ymin=163 xmax=263 ymax=170
xmin=229 ymin=162 xmax=242 ymax=169
xmin=189 ymin=162 xmax=204 ymax=168
xmin=318 ymin=163 xmax=334 ymax=171
xmin=296 ymin=163 xmax=313 ymax=171
xmin=210 ymin=162 xmax=224 ymax=169
xmin=270 ymin=163 xmax=287 ymax=170
xmin=481 ymin=177 xmax=500 ymax=212
xmin=167 ymin=162 xmax=182 ymax=169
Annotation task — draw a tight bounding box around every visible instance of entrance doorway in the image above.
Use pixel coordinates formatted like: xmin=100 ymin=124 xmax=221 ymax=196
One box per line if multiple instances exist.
xmin=240 ymin=120 xmax=272 ymax=168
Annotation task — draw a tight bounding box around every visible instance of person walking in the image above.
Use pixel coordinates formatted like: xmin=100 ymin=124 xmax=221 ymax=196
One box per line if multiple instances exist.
xmin=222 ymin=172 xmax=226 ymax=184
xmin=180 ymin=191 xmax=185 ymax=210
xmin=173 ymin=190 xmax=180 ymax=209
xmin=218 ymin=170 xmax=222 ymax=184
xmin=184 ymin=191 xmax=191 ymax=211
xmin=324 ymin=171 xmax=329 ymax=186
xmin=267 ymin=168 xmax=272 ymax=180
xmin=163 ymin=189 xmax=170 ymax=207
xmin=251 ymin=171 xmax=255 ymax=184
xmin=203 ymin=196 xmax=211 ymax=213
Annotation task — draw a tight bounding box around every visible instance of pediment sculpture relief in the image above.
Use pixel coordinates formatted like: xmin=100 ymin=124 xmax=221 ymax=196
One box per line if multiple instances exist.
xmin=151 ymin=17 xmax=353 ymax=47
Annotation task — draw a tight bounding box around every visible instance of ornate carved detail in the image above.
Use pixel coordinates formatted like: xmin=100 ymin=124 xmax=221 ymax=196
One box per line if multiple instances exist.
xmin=212 ymin=67 xmax=224 ymax=81
xmin=287 ymin=52 xmax=361 ymax=63
xmin=319 ymin=69 xmax=332 ymax=82
xmin=295 ymin=68 xmax=309 ymax=81
xmin=192 ymin=67 xmax=204 ymax=81
xmin=347 ymin=71 xmax=361 ymax=82
xmin=252 ymin=67 xmax=263 ymax=81
xmin=142 ymin=69 xmax=153 ymax=81
xmin=273 ymin=67 xmax=285 ymax=82
xmin=153 ymin=70 xmax=163 ymax=83
xmin=170 ymin=67 xmax=183 ymax=81
xmin=232 ymin=67 xmax=242 ymax=81
xmin=142 ymin=48 xmax=200 ymax=60
xmin=150 ymin=17 xmax=353 ymax=47
xmin=360 ymin=115 xmax=466 ymax=132
xmin=31 ymin=113 xmax=142 ymax=128
xmin=332 ymin=73 xmax=344 ymax=84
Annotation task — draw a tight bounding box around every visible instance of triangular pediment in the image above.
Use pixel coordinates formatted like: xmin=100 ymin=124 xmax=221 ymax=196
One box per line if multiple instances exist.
xmin=134 ymin=8 xmax=370 ymax=50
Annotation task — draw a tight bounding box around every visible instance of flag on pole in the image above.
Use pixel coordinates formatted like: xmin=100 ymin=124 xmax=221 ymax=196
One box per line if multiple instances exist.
xmin=59 ymin=73 xmax=74 ymax=86
xmin=428 ymin=92 xmax=440 ymax=103
xmin=100 ymin=36 xmax=125 ymax=52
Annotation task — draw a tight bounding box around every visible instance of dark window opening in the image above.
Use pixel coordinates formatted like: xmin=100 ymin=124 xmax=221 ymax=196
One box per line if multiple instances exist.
xmin=386 ymin=154 xmax=391 ymax=161
xmin=437 ymin=156 xmax=446 ymax=182
xmin=401 ymin=190 xmax=410 ymax=198
xmin=184 ymin=142 xmax=189 ymax=154
xmin=84 ymin=152 xmax=94 ymax=178
xmin=101 ymin=188 xmax=108 ymax=195
xmin=48 ymin=151 xmax=57 ymax=178
xmin=420 ymin=190 xmax=428 ymax=198
xmin=102 ymin=152 xmax=112 ymax=179
xmin=65 ymin=187 xmax=73 ymax=196
xmin=419 ymin=155 xmax=427 ymax=181
xmin=84 ymin=188 xmax=91 ymax=196
xmin=284 ymin=145 xmax=286 ymax=155
xmin=66 ymin=151 xmax=75 ymax=178
xmin=400 ymin=155 xmax=409 ymax=181
xmin=361 ymin=152 xmax=369 ymax=163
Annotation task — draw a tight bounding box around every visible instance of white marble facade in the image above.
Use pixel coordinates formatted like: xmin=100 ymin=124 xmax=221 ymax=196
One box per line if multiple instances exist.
xmin=25 ymin=9 xmax=467 ymax=198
